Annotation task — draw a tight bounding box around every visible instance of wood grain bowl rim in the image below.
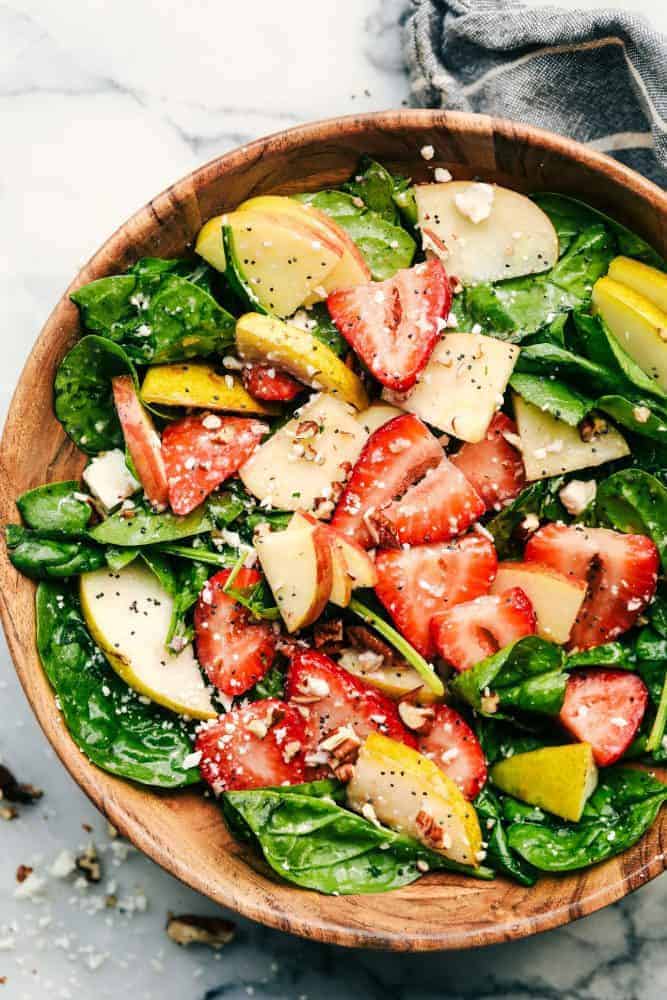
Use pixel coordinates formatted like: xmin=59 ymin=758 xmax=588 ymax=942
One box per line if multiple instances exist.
xmin=1 ymin=110 xmax=666 ymax=952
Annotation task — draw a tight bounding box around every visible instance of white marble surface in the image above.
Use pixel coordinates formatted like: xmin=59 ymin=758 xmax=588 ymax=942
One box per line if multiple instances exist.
xmin=1 ymin=2 xmax=665 ymax=998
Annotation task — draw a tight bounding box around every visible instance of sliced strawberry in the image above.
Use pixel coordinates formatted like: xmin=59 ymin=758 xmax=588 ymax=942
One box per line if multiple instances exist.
xmin=327 ymin=258 xmax=451 ymax=392
xmin=194 ymin=568 xmax=276 ymax=697
xmin=242 ymin=364 xmax=302 ymax=402
xmin=374 ymin=534 xmax=498 ymax=657
xmin=285 ymin=649 xmax=417 ymax=760
xmin=331 ymin=413 xmax=442 ymax=547
xmin=450 ymin=413 xmax=525 ymax=511
xmin=525 ymin=524 xmax=659 ymax=650
xmin=373 ymin=457 xmax=485 ymax=547
xmin=431 ymin=587 xmax=536 ymax=672
xmin=418 ymin=705 xmax=487 ymax=799
xmin=162 ymin=413 xmax=267 ymax=515
xmin=195 ymin=699 xmax=308 ymax=793
xmin=112 ymin=375 xmax=169 ymax=509
xmin=559 ymin=669 xmax=649 ymax=766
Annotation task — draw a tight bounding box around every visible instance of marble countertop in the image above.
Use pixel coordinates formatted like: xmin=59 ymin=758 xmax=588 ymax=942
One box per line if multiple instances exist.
xmin=1 ymin=1 xmax=665 ymax=997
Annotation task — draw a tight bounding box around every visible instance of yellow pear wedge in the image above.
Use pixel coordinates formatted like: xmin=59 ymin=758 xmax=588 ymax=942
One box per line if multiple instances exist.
xmin=491 ymin=743 xmax=598 ymax=822
xmin=608 ymin=256 xmax=667 ymax=313
xmin=80 ymin=563 xmax=215 ymax=720
xmin=592 ymin=276 xmax=667 ymax=392
xmin=347 ymin=733 xmax=482 ymax=866
xmin=141 ymin=363 xmax=278 ymax=416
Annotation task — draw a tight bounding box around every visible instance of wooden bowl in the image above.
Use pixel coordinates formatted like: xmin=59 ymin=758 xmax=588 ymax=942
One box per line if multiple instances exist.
xmin=1 ymin=111 xmax=666 ymax=951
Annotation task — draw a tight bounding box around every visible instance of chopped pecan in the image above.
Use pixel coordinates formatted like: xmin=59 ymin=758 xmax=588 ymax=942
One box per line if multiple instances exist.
xmin=579 ymin=413 xmax=609 ymax=442
xmin=76 ymin=844 xmax=102 ymax=883
xmin=319 ymin=725 xmax=361 ymax=764
xmin=166 ymin=913 xmax=236 ymax=950
xmin=346 ymin=625 xmax=398 ymax=666
xmin=333 ymin=762 xmax=355 ymax=783
xmin=16 ymin=865 xmax=33 ymax=883
xmin=313 ymin=619 xmax=344 ymax=653
xmin=0 ymin=764 xmax=43 ymax=805
xmin=398 ymin=702 xmax=435 ymax=734
xmin=416 ymin=809 xmax=452 ymax=851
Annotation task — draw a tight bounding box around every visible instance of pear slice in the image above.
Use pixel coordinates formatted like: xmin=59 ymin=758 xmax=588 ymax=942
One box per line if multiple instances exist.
xmin=80 ymin=563 xmax=215 ymax=719
xmin=415 ymin=181 xmax=559 ymax=285
xmin=384 ymin=333 xmax=519 ymax=442
xmin=141 ymin=363 xmax=278 ymax=416
xmin=347 ymin=733 xmax=483 ymax=866
xmin=608 ymin=256 xmax=667 ymax=313
xmin=338 ymin=648 xmax=440 ymax=705
xmin=514 ymin=394 xmax=629 ymax=481
xmin=592 ymin=276 xmax=667 ymax=392
xmin=235 ymin=312 xmax=368 ymax=411
xmin=490 ymin=561 xmax=586 ymax=644
xmin=491 ymin=744 xmax=598 ymax=822
xmin=355 ymin=403 xmax=404 ymax=435
xmin=195 ymin=215 xmax=227 ymax=272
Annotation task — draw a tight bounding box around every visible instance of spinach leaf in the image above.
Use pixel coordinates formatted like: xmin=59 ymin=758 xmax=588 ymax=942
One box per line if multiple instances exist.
xmin=157 ymin=542 xmax=237 ymax=568
xmin=105 ymin=546 xmax=139 ymax=571
xmin=509 ymin=373 xmax=592 ymax=426
xmin=294 ymin=303 xmax=347 ymax=358
xmin=36 ymin=582 xmax=198 ymax=788
xmin=248 ymin=663 xmax=285 ymax=701
xmin=16 ymin=482 xmax=93 ymax=537
xmin=595 ymin=396 xmax=667 ymax=445
xmin=6 ymin=525 xmax=106 ymax=579
xmin=294 ymin=190 xmax=415 ymax=280
xmin=475 ymin=717 xmax=546 ymax=766
xmin=567 ymin=642 xmax=637 ymax=669
xmin=474 ymin=786 xmax=537 ymax=886
xmin=572 ymin=311 xmax=667 ymax=401
xmin=591 ymin=469 xmax=667 ymax=568
xmin=71 ymin=265 xmax=235 ymax=364
xmin=129 ymin=256 xmax=216 ymax=291
xmin=141 ymin=548 xmax=210 ymax=648
xmin=515 ymin=342 xmax=626 ymax=395
xmin=485 ymin=479 xmax=567 ymax=560
xmin=89 ymin=500 xmax=214 ymax=547
xmin=506 ymin=767 xmax=667 ymax=872
xmin=532 ymin=193 xmax=666 ymax=269
xmin=222 ymin=785 xmax=492 ymax=894
xmin=54 ymin=335 xmax=137 ymax=454
xmin=450 ymin=636 xmax=566 ymax=719
xmin=342 ymin=156 xmax=413 ymax=226
xmin=460 ymin=225 xmax=614 ymax=339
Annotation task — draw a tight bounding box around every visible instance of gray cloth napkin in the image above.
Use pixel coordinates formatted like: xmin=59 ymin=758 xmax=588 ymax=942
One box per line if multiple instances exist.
xmin=403 ymin=0 xmax=667 ymax=187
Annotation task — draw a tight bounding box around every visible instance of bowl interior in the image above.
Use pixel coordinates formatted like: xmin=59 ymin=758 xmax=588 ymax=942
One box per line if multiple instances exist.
xmin=1 ymin=110 xmax=666 ymax=950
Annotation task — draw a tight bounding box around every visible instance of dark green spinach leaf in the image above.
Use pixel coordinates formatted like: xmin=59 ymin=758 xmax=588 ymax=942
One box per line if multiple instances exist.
xmin=16 ymin=482 xmax=93 ymax=537
xmin=474 ymin=786 xmax=537 ymax=886
xmin=485 ymin=479 xmax=567 ymax=560
xmin=89 ymin=500 xmax=214 ymax=547
xmin=591 ymin=469 xmax=667 ymax=568
xmin=6 ymin=525 xmax=106 ymax=579
xmin=509 ymin=373 xmax=592 ymax=426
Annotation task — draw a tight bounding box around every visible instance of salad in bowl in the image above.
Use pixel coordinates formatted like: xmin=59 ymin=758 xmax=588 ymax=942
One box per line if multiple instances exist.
xmin=7 ymin=154 xmax=667 ymax=896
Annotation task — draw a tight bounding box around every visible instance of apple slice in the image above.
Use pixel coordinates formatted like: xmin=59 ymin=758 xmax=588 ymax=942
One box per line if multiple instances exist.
xmin=415 ymin=181 xmax=559 ymax=285
xmin=236 ymin=194 xmax=371 ymax=298
xmin=291 ymin=511 xmax=377 ymax=606
xmin=514 ymin=393 xmax=629 ymax=481
xmin=79 ymin=562 xmax=215 ymax=719
xmin=490 ymin=561 xmax=586 ymax=644
xmin=111 ymin=375 xmax=168 ymax=510
xmin=239 ymin=392 xmax=368 ymax=514
xmin=347 ymin=733 xmax=483 ymax=866
xmin=384 ymin=333 xmax=519 ymax=442
xmin=254 ymin=521 xmax=333 ymax=632
xmin=355 ymin=402 xmax=404 ymax=435
xmin=338 ymin=648 xmax=440 ymax=705
xmin=592 ymin=276 xmax=667 ymax=392
xmin=608 ymin=256 xmax=667 ymax=313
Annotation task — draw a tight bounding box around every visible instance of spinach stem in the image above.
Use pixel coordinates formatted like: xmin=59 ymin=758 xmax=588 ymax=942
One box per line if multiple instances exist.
xmin=347 ymin=598 xmax=444 ymax=696
xmin=646 ymin=672 xmax=667 ymax=753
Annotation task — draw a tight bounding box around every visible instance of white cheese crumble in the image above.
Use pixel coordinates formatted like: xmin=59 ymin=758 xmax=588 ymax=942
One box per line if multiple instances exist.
xmin=82 ymin=449 xmax=139 ymax=512
xmin=434 ymin=167 xmax=452 ymax=183
xmin=454 ymin=182 xmax=495 ymax=224
xmin=420 ymin=144 xmax=435 ymax=161
xmin=559 ymin=479 xmax=597 ymax=516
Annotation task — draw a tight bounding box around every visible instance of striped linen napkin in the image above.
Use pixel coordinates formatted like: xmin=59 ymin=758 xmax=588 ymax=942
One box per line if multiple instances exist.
xmin=404 ymin=0 xmax=667 ymax=187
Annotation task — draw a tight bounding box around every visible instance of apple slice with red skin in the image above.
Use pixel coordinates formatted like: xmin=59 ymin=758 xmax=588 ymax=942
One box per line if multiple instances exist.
xmin=112 ymin=375 xmax=169 ymax=510
xmin=254 ymin=519 xmax=334 ymax=632
xmin=293 ymin=511 xmax=377 ymax=607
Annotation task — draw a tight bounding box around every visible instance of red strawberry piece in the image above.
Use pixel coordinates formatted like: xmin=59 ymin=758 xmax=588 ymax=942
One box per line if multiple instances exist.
xmin=112 ymin=375 xmax=169 ymax=509
xmin=242 ymin=364 xmax=302 ymax=402
xmin=194 ymin=568 xmax=276 ymax=697
xmin=327 ymin=258 xmax=451 ymax=392
xmin=559 ymin=669 xmax=649 ymax=766
xmin=331 ymin=413 xmax=443 ymax=548
xmin=374 ymin=534 xmax=498 ymax=658
xmin=373 ymin=457 xmax=484 ymax=547
xmin=450 ymin=413 xmax=525 ymax=511
xmin=285 ymin=649 xmax=417 ymax=764
xmin=418 ymin=705 xmax=487 ymax=799
xmin=162 ymin=413 xmax=267 ymax=515
xmin=195 ymin=699 xmax=308 ymax=793
xmin=525 ymin=523 xmax=659 ymax=650
xmin=431 ymin=587 xmax=536 ymax=672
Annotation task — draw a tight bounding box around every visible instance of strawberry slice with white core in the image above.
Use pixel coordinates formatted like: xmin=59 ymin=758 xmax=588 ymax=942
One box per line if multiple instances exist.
xmin=374 ymin=534 xmax=498 ymax=658
xmin=331 ymin=413 xmax=443 ymax=548
xmin=327 ymin=258 xmax=451 ymax=392
xmin=242 ymin=364 xmax=302 ymax=402
xmin=430 ymin=587 xmax=536 ymax=672
xmin=285 ymin=649 xmax=417 ymax=763
xmin=418 ymin=705 xmax=488 ymax=799
xmin=112 ymin=375 xmax=169 ymax=509
xmin=196 ymin=699 xmax=309 ymax=793
xmin=450 ymin=412 xmax=525 ymax=510
xmin=559 ymin=669 xmax=649 ymax=765
xmin=373 ymin=457 xmax=485 ymax=547
xmin=162 ymin=412 xmax=267 ymax=515
xmin=194 ymin=568 xmax=276 ymax=697
xmin=525 ymin=523 xmax=659 ymax=650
